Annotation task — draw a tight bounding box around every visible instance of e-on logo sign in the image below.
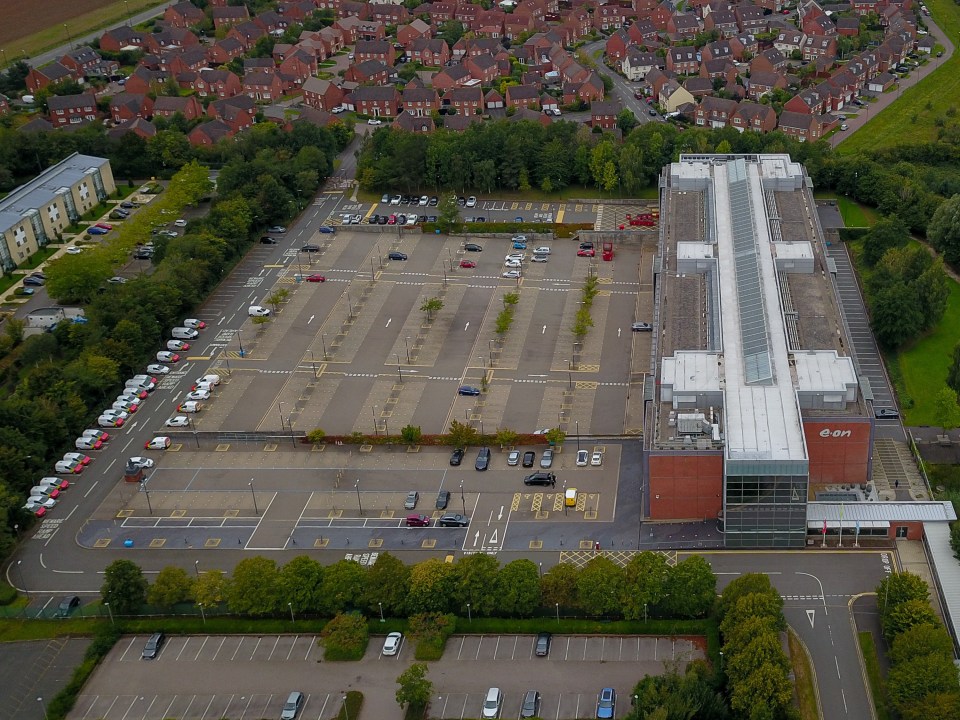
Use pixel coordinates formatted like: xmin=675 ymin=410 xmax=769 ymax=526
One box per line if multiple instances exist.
xmin=819 ymin=428 xmax=852 ymax=438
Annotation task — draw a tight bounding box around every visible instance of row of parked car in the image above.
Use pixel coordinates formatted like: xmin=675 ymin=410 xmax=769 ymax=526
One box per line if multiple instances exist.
xmin=22 ymin=448 xmax=95 ymax=516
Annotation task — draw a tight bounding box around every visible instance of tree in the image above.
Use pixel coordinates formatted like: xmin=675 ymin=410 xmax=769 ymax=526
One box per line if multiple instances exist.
xmin=717 ymin=573 xmax=777 ymax=623
xmin=861 ymin=214 xmax=909 ymax=266
xmin=396 ymin=662 xmax=432 ymax=710
xmin=101 ymin=559 xmax=148 ymax=615
xmin=617 ymin=109 xmax=638 ymax=134
xmin=148 ymin=566 xmax=194 ymax=608
xmin=437 ymin=194 xmax=461 ymax=233
xmin=319 ymin=559 xmax=366 ymax=614
xmin=540 ymin=562 xmax=579 ymax=609
xmin=437 ymin=20 xmax=465 ymax=46
xmin=453 ymin=554 xmax=500 ymax=615
xmin=45 ymin=252 xmax=113 ymax=304
xmin=661 ymin=555 xmax=716 ymax=618
xmin=448 ymin=419 xmax=479 ymax=448
xmin=888 ymin=652 xmax=960 ymax=714
xmin=947 ymin=341 xmax=960 ymax=396
xmin=622 ymin=552 xmax=670 ymax=620
xmin=227 ymin=556 xmax=280 ymax=615
xmin=933 ymin=387 xmax=960 ymax=433
xmin=421 ymin=297 xmax=443 ymax=321
xmin=883 ymin=598 xmax=940 ymax=642
xmin=576 ymin=557 xmax=624 ymax=615
xmin=927 ymin=192 xmax=960 ymax=265
xmin=320 ymin=612 xmax=369 ymax=658
xmin=899 ymin=692 xmax=960 ymax=720
xmin=278 ymin=556 xmax=325 ymax=614
xmin=194 ymin=569 xmax=228 ymax=607
xmin=726 ymin=638 xmax=793 ymax=720
xmin=544 ymin=428 xmax=566 ymax=447
xmin=876 ymin=571 xmax=930 ymax=617
xmin=495 ymin=428 xmax=519 ymax=448
xmin=494 ymin=559 xmax=540 ymax=616
xmin=406 ymin=559 xmax=456 ymax=614
xmin=889 ymin=623 xmax=955 ymax=665
xmin=870 ymin=281 xmax=924 ymax=348
xmin=401 ymin=425 xmax=422 ymax=443
xmin=720 ymin=592 xmax=786 ymax=637
xmin=362 ymin=552 xmax=410 ymax=617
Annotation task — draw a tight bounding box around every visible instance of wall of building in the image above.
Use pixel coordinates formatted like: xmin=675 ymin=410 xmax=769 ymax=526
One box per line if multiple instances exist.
xmin=803 ymin=419 xmax=872 ymax=487
xmin=647 ymin=452 xmax=723 ymax=520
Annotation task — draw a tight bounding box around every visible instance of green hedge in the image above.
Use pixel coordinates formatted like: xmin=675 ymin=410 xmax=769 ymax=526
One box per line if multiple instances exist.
xmin=46 ymin=625 xmax=120 ymax=719
xmin=0 ymin=580 xmax=17 ymax=606
xmin=837 ymin=227 xmax=870 ymax=242
xmin=335 ymin=691 xmax=363 ymax=720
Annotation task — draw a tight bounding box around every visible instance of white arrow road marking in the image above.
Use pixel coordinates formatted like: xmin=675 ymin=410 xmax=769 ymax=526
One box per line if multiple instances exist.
xmin=464 ymin=322 xmax=470 ymax=331
xmin=308 ymin=314 xmax=315 ymax=324
xmin=498 ymin=505 xmax=504 ymax=521
xmin=618 ymin=328 xmax=621 ymax=337
xmin=489 ymin=528 xmax=499 ymax=545
xmin=542 ymin=324 xmax=547 ymax=334
xmin=806 ymin=609 xmax=815 ymax=628
xmin=385 ymin=318 xmax=392 ymax=327
xmin=473 ymin=531 xmax=480 ymax=546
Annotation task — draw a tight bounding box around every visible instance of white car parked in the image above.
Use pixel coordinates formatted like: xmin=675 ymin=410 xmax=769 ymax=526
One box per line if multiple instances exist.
xmin=248 ymin=305 xmax=271 ymax=317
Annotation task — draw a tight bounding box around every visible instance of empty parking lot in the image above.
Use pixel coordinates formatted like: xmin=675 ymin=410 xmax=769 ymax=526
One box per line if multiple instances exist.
xmin=72 ymin=633 xmax=703 ymax=719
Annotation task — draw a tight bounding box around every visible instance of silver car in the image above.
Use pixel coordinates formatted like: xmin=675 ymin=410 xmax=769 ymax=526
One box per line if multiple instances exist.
xmin=404 ymin=491 xmax=419 ymax=509
xmin=540 ymin=449 xmax=554 ymax=468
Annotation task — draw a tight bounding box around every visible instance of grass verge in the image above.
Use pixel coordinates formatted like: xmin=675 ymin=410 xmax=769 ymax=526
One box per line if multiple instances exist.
xmin=20 ymin=245 xmax=59 ymax=269
xmin=47 ymin=625 xmax=121 ymax=720
xmin=858 ymin=631 xmax=890 ymax=720
xmin=837 ymin=0 xmax=960 ymax=152
xmin=335 ymin=691 xmax=363 ymax=720
xmin=788 ymin=628 xmax=820 ymax=720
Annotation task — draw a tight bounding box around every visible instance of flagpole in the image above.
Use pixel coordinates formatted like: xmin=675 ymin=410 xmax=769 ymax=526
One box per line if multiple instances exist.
xmin=838 ymin=503 xmax=844 ymax=548
xmin=855 ymin=519 xmax=860 ymax=548
xmin=822 ymin=517 xmax=827 ymax=547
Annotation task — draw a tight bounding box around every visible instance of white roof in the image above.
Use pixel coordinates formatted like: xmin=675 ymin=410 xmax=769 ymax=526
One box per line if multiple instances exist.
xmin=807 ymin=502 xmax=957 ymax=522
xmin=793 ymin=351 xmax=857 ymax=392
xmin=774 ymin=242 xmax=813 ymax=260
xmin=662 ymin=352 xmax=722 ymax=393
xmin=677 ymin=241 xmax=714 ymax=260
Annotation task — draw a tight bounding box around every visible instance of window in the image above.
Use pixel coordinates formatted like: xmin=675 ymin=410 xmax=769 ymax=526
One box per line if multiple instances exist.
xmin=896 ymin=526 xmax=908 ymax=538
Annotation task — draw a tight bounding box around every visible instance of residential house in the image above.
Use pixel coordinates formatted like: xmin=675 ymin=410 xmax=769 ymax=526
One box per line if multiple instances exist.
xmin=48 ymin=93 xmax=99 ymax=128
xmin=649 ymin=1 xmax=675 ymax=31
xmin=208 ymin=95 xmax=257 ymax=132
xmin=228 ymin=21 xmax=268 ymax=49
xmin=398 ymin=19 xmax=432 ymax=46
xmin=701 ymin=40 xmax=734 ymax=62
xmin=107 ymin=117 xmax=156 ymax=140
xmin=165 ymin=1 xmax=205 ymax=28
xmin=540 ymin=94 xmax=559 ymax=113
xmin=344 ymin=59 xmax=394 ymax=84
xmin=394 ymin=110 xmax=436 ymax=133
xmin=732 ymin=33 xmax=759 ymax=59
xmin=431 ymin=64 xmax=473 ymax=92
xmin=774 ymin=30 xmax=806 ymax=56
xmin=802 ymin=35 xmax=838 ymax=62
xmin=212 ymin=5 xmax=250 ymax=30
xmin=731 ymin=101 xmax=776 ymax=132
xmin=26 ymin=64 xmax=76 ymax=93
xmin=195 ymin=69 xmax=242 ymax=99
xmin=684 ymin=77 xmax=714 ymax=98
xmin=604 ymin=28 xmax=631 ymax=61
xmin=465 ymin=54 xmax=499 ymax=84
xmin=658 ymin=79 xmax=695 ymax=112
xmin=666 ymin=46 xmax=699 ymax=75
xmin=594 ymin=4 xmax=629 ymax=31
xmin=622 ymin=47 xmax=662 ymax=80
xmin=124 ymin=67 xmax=169 ymax=95
xmin=747 ymin=70 xmax=787 ymax=99
xmin=109 ymin=93 xmax=154 ymax=123
xmin=776 ymin=110 xmax=824 ymax=141
xmin=208 ymin=37 xmax=247 ymax=65
xmin=99 ymin=25 xmax=149 ymax=53
xmin=150 ymin=27 xmax=201 ymax=51
xmin=506 ymin=84 xmax=540 ymax=109
xmin=700 ymin=58 xmax=738 ymax=81
xmin=188 ymin=119 xmax=235 ymax=147
xmin=836 ymin=17 xmax=860 ymax=36
xmin=735 ymin=5 xmax=767 ymax=32
xmin=667 ymin=13 xmax=702 ymax=40
xmin=509 ymin=107 xmax=552 ymax=127
xmin=443 ymin=113 xmax=482 ymax=131
xmin=162 ymin=47 xmax=209 ymax=75
xmin=367 ymin=4 xmax=409 ymax=24
xmin=704 ymin=9 xmax=739 ymax=37
xmin=152 ymin=95 xmax=203 ymax=121
xmin=443 ymin=86 xmax=485 ymax=114
xmin=475 ymin=9 xmax=507 ymax=38
xmin=59 ymin=46 xmax=110 ymax=78
xmin=783 ymin=87 xmax=826 ymax=114
xmin=348 ymin=85 xmax=401 ymax=117
xmin=243 ymin=70 xmax=284 ymax=101
xmin=409 ymin=38 xmax=451 ymax=66
xmin=279 ymin=49 xmax=318 ymax=82
xmin=591 ymin=100 xmax=619 ymax=129
xmin=751 ymin=48 xmax=788 ymax=74
xmin=694 ymin=96 xmax=738 ymax=127
xmin=802 ymin=13 xmax=836 ymax=36
xmin=302 ymin=77 xmax=345 ymax=111
xmin=561 ymin=73 xmax=605 ymax=104
xmin=355 ymin=39 xmax=396 ymax=65
xmin=402 ymin=86 xmax=440 ymax=116
xmin=485 ymin=89 xmax=504 ymax=109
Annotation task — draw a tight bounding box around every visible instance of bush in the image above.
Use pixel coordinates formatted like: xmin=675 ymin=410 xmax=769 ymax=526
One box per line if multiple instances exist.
xmin=46 ymin=624 xmax=120 ymax=719
xmin=0 ymin=580 xmax=18 ymax=606
xmin=409 ymin=612 xmax=456 ymax=660
xmin=320 ymin=612 xmax=369 ymax=660
xmin=335 ymin=691 xmax=363 ymax=720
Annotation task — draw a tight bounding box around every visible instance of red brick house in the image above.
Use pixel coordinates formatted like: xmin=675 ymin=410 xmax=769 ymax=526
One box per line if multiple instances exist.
xmin=783 ymin=88 xmax=827 ymax=115
xmin=746 ymin=70 xmax=787 ymax=99
xmin=506 ymin=84 xmax=540 ymax=109
xmin=60 ymin=47 xmax=110 ymax=78
xmin=367 ymin=4 xmax=409 ymax=24
xmin=99 ymin=26 xmax=149 ymax=53
xmin=736 ymin=5 xmax=767 ymax=32
xmin=348 ymin=86 xmax=401 ymax=117
xmin=107 ymin=117 xmax=156 ymax=140
xmin=431 ymin=65 xmax=472 ymax=92
xmin=409 ymin=38 xmax=451 ymax=66
xmin=243 ymin=70 xmax=284 ymax=102
xmin=152 ymin=95 xmax=203 ymax=121
xmin=194 ymin=69 xmax=242 ymax=99
xmin=694 ymin=96 xmax=738 ymax=128
xmin=398 ymin=19 xmax=433 ymax=46
xmin=302 ymin=78 xmax=345 ymax=111
xmin=189 ymin=119 xmax=235 ymax=147
xmin=704 ymin=9 xmax=739 ymax=37
xmin=561 ymin=74 xmax=604 ymax=104
xmin=48 ymin=93 xmax=99 ymax=128
xmin=774 ymin=30 xmax=806 ymax=56
xmin=109 ymin=93 xmax=154 ymax=123
xmin=666 ymin=47 xmax=699 ymax=74
xmin=229 ymin=21 xmax=268 ymax=50
xmin=279 ymin=50 xmax=317 ymax=82
xmin=213 ymin=5 xmax=250 ymax=30
xmin=802 ymin=35 xmax=838 ymax=63
xmin=594 ymin=4 xmax=629 ymax=31
xmin=355 ymin=39 xmax=395 ymax=65
xmin=26 ymin=64 xmax=76 ymax=93
xmin=402 ymin=86 xmax=440 ymax=116
xmin=465 ymin=54 xmax=499 ymax=84
xmin=394 ymin=110 xmax=435 ymax=133
xmin=208 ymin=95 xmax=257 ymax=132
xmin=777 ymin=110 xmax=824 ymax=142
xmin=442 ymin=86 xmax=485 ymax=114
xmin=751 ymin=48 xmax=788 ymax=74
xmin=667 ymin=13 xmax=702 ymax=40
xmin=344 ymin=60 xmax=394 ymax=84
xmin=731 ymin=101 xmax=776 ymax=132
xmin=590 ymin=100 xmax=619 ymax=129
xmin=208 ymin=37 xmax=247 ymax=65
xmin=124 ymin=67 xmax=169 ymax=95
xmin=165 ymin=1 xmax=205 ymax=28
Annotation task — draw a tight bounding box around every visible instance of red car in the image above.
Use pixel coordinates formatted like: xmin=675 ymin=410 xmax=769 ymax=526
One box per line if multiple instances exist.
xmin=577 ymin=248 xmax=595 ymax=257
xmin=459 ymin=260 xmax=477 ymax=268
xmin=95 ymin=222 xmax=113 ymax=230
xmin=388 ymin=214 xmax=397 ymax=225
xmin=406 ymin=514 xmax=431 ymax=527
xmin=306 ymin=274 xmax=326 ymax=282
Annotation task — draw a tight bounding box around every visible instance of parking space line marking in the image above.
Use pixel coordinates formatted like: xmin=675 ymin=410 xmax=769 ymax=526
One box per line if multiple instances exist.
xmin=161 ymin=696 xmax=177 ymax=719
xmin=457 ymin=636 xmax=465 ymax=660
xmin=460 ymin=694 xmax=468 ymax=720
xmin=141 ymin=694 xmax=157 ymax=719
xmin=314 ymin=693 xmax=331 ymax=720
xmin=512 ymin=635 xmax=518 ymax=660
xmin=119 ymin=636 xmax=138 ymax=662
xmin=211 ymin=636 xmax=226 ymax=661
xmin=636 ymin=636 xmax=640 ymax=661
xmin=287 ymin=635 xmax=298 ymax=660
xmin=79 ymin=695 xmax=98 ymax=720
xmin=564 ymin=636 xmax=570 ymax=661
xmin=654 ymin=637 xmax=657 ymax=661
xmin=181 ymin=695 xmax=197 ymax=719
xmin=198 ymin=695 xmax=216 ymax=720
xmin=238 ymin=694 xmax=254 ymax=720
xmin=119 ymin=695 xmax=139 ymax=720
xmin=494 ymin=635 xmax=501 ymax=658
xmin=193 ymin=636 xmax=208 ymax=661
xmin=306 ymin=636 xmax=316 ymax=660
xmin=583 ymin=638 xmax=587 ymax=661
xmin=221 ymin=694 xmax=236 ymax=720
xmin=476 ymin=636 xmax=484 ymax=660
xmin=232 ymin=637 xmax=244 ymax=661
xmin=575 ymin=694 xmax=581 ymax=720
xmin=259 ymin=694 xmax=274 ymax=718
xmin=176 ymin=638 xmax=191 ymax=661
xmin=619 ymin=636 xmax=623 ymax=661
xmin=439 ymin=695 xmax=449 ymax=718
xmin=249 ymin=636 xmax=262 ymax=660
xmin=268 ymin=635 xmax=281 ymax=660
xmin=554 ymin=694 xmax=561 ymax=720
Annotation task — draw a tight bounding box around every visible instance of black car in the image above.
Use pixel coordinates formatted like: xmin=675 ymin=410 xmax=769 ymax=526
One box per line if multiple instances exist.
xmin=23 ymin=276 xmax=45 ymax=286
xmin=57 ymin=595 xmax=81 ymax=618
xmin=260 ymin=236 xmax=278 ymax=244
xmin=141 ymin=631 xmax=166 ymax=659
xmin=579 ymin=241 xmax=594 ymax=250
xmin=524 ymin=472 xmax=556 ymax=487
xmin=428 ymin=196 xmax=439 ymax=206
xmin=397 ymin=214 xmax=407 ymax=224
xmin=120 ymin=201 xmax=136 ymax=209
xmin=436 ymin=490 xmax=450 ymax=510
xmin=475 ymin=447 xmax=491 ymax=471
xmin=426 ymin=215 xmax=438 ymax=223
xmin=301 ymin=244 xmax=321 ymax=252
xmin=438 ymin=513 xmax=469 ymax=527
xmin=377 ymin=215 xmax=388 ymax=225
xmin=522 ymin=450 xmax=536 ymax=467
xmin=465 ymin=243 xmax=483 ymax=252
xmin=535 ymin=632 xmax=551 ymax=656
xmin=450 ymin=447 xmax=465 ymax=466
xmin=369 ymin=214 xmax=380 ymax=224
xmin=134 ymin=250 xmax=154 ymax=260
xmin=521 ymin=690 xmax=541 ymax=719
xmin=318 ymin=226 xmax=336 ymax=234
xmin=388 ymin=251 xmax=408 ymax=260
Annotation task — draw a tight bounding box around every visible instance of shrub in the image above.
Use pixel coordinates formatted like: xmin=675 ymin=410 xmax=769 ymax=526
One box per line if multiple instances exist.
xmin=335 ymin=691 xmax=363 ymax=720
xmin=0 ymin=580 xmax=18 ymax=606
xmin=306 ymin=428 xmax=326 ymax=443
xmin=320 ymin=612 xmax=369 ymax=660
xmin=409 ymin=612 xmax=456 ymax=660
xmin=46 ymin=624 xmax=120 ymax=719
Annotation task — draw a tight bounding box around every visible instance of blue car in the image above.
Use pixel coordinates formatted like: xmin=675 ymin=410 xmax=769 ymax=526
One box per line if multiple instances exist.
xmin=458 ymin=385 xmax=481 ymax=396
xmin=87 ymin=226 xmax=108 ymax=235
xmin=318 ymin=226 xmax=336 ymax=234
xmin=513 ymin=241 xmax=527 ymax=249
xmin=596 ymin=689 xmax=616 ymax=720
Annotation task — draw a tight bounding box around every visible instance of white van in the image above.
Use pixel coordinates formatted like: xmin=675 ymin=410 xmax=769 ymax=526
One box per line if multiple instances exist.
xmin=171 ymin=326 xmax=199 ymax=340
xmin=482 ymin=688 xmax=502 ymax=718
xmin=248 ymin=305 xmax=271 ymax=317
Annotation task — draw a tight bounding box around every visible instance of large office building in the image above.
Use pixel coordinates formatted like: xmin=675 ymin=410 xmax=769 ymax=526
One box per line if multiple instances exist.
xmin=0 ymin=152 xmax=115 ymax=271
xmin=647 ymin=154 xmax=872 ymax=548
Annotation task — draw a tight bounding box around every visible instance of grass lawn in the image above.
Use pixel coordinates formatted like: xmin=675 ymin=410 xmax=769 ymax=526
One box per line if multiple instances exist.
xmin=20 ymin=245 xmax=59 ymax=269
xmin=788 ymin=629 xmax=820 ymax=720
xmin=813 ymin=192 xmax=878 ymax=227
xmin=838 ymin=0 xmax=960 ymax=153
xmin=893 ymin=278 xmax=960 ymax=425
xmin=858 ymin=631 xmax=890 ymax=720
xmin=3 ymin=0 xmax=166 ymax=60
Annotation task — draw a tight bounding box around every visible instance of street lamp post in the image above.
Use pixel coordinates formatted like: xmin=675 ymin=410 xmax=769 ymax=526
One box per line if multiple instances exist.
xmin=466 ymin=603 xmax=471 ymax=623
xmin=288 ymin=413 xmax=296 ymax=448
xmin=105 ymin=602 xmax=114 ymax=626
xmin=321 ymin=333 xmax=328 ymax=360
xmin=237 ymin=329 xmax=245 ymax=358
xmin=372 ymin=405 xmax=379 ymax=436
xmin=396 ymin=354 xmax=403 ymax=383
xmin=378 ymin=601 xmax=385 ymax=622
xmin=194 ymin=559 xmax=200 ymax=578
xmin=555 ymin=602 xmax=560 ymax=624
xmin=576 ymin=420 xmax=580 ymax=452
xmin=355 ymin=478 xmax=363 ymax=515
xmin=346 ymin=292 xmax=353 ymax=319
xmin=460 ymin=482 xmax=465 ymax=515
xmin=188 ymin=415 xmax=199 ymax=449
xmin=278 ymin=402 xmax=286 ymax=431
xmin=343 ymin=695 xmax=350 ymax=720
xmin=198 ymin=603 xmax=206 ymax=624
xmin=38 ymin=697 xmax=48 ymax=720
xmin=404 ymin=336 xmax=411 ymax=364
xmin=288 ymin=602 xmax=295 ymax=623
xmin=142 ymin=483 xmax=152 ymax=515
xmin=310 ymin=350 xmax=317 ymax=378
xmin=249 ymin=480 xmax=259 ymax=515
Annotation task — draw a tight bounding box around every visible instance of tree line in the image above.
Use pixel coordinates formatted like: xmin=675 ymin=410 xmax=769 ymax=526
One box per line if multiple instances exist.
xmin=0 ymin=121 xmax=347 ymax=559
xmin=101 ymin=551 xmax=717 ymax=620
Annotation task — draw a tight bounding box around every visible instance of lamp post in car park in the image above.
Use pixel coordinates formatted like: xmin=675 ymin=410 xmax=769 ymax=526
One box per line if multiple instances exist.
xmin=460 ymin=482 xmax=465 ymax=515
xmin=355 ymin=478 xmax=363 ymax=515
xmin=278 ymin=402 xmax=286 ymax=431
xmin=287 ymin=413 xmax=295 ymax=448
xmin=404 ymin=336 xmax=411 ymax=364
xmin=321 ymin=333 xmax=328 ymax=360
xmin=372 ymin=405 xmax=379 ymax=436
xmin=249 ymin=480 xmax=259 ymax=515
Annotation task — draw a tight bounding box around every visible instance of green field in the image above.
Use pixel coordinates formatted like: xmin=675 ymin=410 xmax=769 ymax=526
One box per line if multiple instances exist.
xmin=839 ymin=0 xmax=960 ymax=153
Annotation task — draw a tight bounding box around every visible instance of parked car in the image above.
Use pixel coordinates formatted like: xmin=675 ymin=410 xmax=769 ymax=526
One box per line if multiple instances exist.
xmin=127 ymin=456 xmax=155 ymax=469
xmin=268 ymin=226 xmax=286 ymax=233
xmin=382 ymin=632 xmax=403 ymax=656
xmin=177 ymin=401 xmax=203 ymax=413
xmin=146 ymin=364 xmax=170 ymax=374
xmin=459 ymin=259 xmax=477 ymax=268
xmin=464 ymin=243 xmax=483 ymax=252
xmin=522 ymin=450 xmax=536 ymax=467
xmin=248 ymin=305 xmax=271 ymax=317
xmin=301 ymin=244 xmax=321 ymax=253
xmin=521 ymin=690 xmax=541 ymax=719
xmin=578 ymin=248 xmax=596 ymax=257
xmin=596 ymin=688 xmax=616 ymax=719
xmin=141 ymin=632 xmax=165 ymax=659
xmin=56 ymin=595 xmax=81 ymax=618
xmin=183 ymin=318 xmax=206 ymax=329
xmin=507 ymin=450 xmax=520 ymax=466
xmin=540 ymin=449 xmax=554 ymax=468
xmin=145 ymin=436 xmax=172 ymax=450
xmin=75 ymin=436 xmax=102 ymax=451
xmin=166 ymin=416 xmax=190 ymax=427
xmin=576 ymin=450 xmax=589 ymax=466
xmin=502 ymin=270 xmax=522 ymax=279
xmin=156 ymin=351 xmax=180 ymax=363
xmin=306 ymin=274 xmax=326 ymax=282
xmin=388 ymin=252 xmax=408 ymax=261
xmin=482 ymin=688 xmax=502 ymax=719
xmin=591 ymin=451 xmax=603 ymax=466
xmin=406 ymin=513 xmax=430 ymax=527
xmin=450 ymin=447 xmax=465 ymax=466
xmin=435 ymin=490 xmax=450 ymax=510
xmin=438 ymin=514 xmax=469 ymax=527
xmin=535 ymin=632 xmax=552 ymax=657
xmin=404 ymin=491 xmax=419 ymax=510
xmin=524 ymin=472 xmax=556 ymax=487
xmin=458 ymin=385 xmax=481 ymax=396
xmin=186 ymin=389 xmax=210 ymax=401
xmin=475 ymin=447 xmax=491 ymax=471
xmin=631 ymin=323 xmax=653 ymax=332
xmin=280 ymin=692 xmax=304 ymax=720
xmin=195 ymin=374 xmax=221 ymax=388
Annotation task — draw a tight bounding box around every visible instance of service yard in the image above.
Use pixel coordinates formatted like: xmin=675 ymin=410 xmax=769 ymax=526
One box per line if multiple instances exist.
xmin=72 ymin=634 xmax=703 ymax=720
